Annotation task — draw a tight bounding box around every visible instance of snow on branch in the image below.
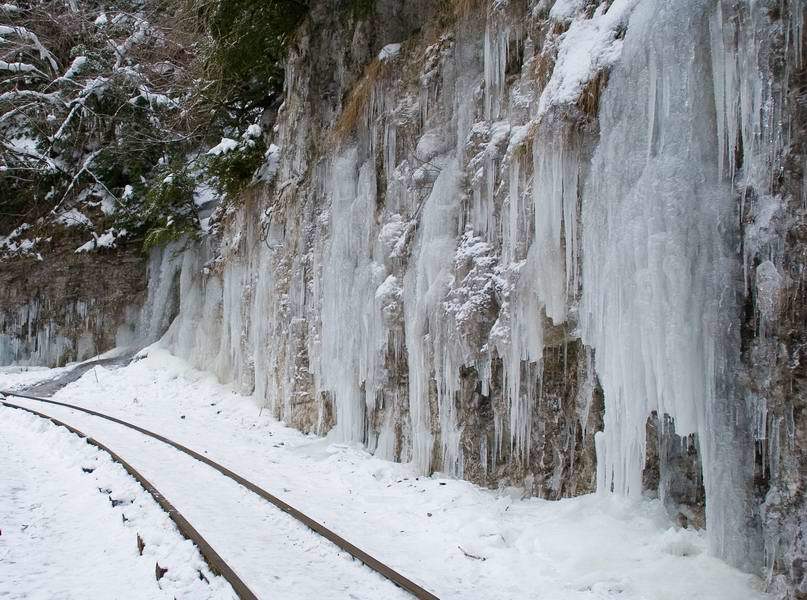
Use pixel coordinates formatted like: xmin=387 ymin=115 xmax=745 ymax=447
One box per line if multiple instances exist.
xmin=0 ymin=89 xmax=63 ymax=104
xmin=0 ymin=24 xmax=58 ymax=73
xmin=1 ymin=139 xmax=60 ymax=172
xmin=58 ymin=56 xmax=87 ymax=81
xmin=0 ymin=59 xmax=43 ymax=75
xmin=52 ymin=149 xmax=103 ymax=213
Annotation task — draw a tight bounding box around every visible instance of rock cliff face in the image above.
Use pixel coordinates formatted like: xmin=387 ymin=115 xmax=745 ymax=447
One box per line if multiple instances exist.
xmin=2 ymin=0 xmax=804 ymax=595
xmin=0 ymin=227 xmax=149 ymax=366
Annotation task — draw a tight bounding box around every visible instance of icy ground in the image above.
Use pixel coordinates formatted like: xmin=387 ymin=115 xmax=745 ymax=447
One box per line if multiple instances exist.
xmin=0 ymin=348 xmax=769 ymax=599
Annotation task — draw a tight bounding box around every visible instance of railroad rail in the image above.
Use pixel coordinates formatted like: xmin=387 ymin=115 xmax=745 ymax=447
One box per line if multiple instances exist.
xmin=0 ymin=390 xmax=440 ymax=600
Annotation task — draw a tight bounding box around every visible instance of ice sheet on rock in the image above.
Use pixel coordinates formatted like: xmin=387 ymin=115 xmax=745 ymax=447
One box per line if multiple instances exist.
xmin=754 ymin=260 xmax=782 ymax=327
xmin=316 ymin=148 xmax=386 ymax=443
xmin=101 ymin=2 xmax=794 ymax=579
xmin=404 ymin=156 xmax=463 ymax=474
xmin=0 ymin=298 xmax=98 ymax=366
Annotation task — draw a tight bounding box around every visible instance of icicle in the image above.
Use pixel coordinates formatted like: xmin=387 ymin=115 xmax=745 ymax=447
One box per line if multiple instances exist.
xmin=480 ymin=434 xmax=489 ymax=476
xmin=532 ymin=129 xmax=579 ymax=323
xmin=316 ymin=148 xmax=383 ymax=443
xmin=483 ymin=17 xmax=509 ymax=121
xmin=403 ymin=156 xmax=463 ymax=474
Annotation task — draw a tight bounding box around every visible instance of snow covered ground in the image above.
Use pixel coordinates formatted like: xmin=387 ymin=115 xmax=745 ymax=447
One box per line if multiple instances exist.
xmin=0 ymin=407 xmax=234 ymax=600
xmin=1 ymin=347 xmax=770 ymax=599
xmin=0 ymin=365 xmax=71 ymax=390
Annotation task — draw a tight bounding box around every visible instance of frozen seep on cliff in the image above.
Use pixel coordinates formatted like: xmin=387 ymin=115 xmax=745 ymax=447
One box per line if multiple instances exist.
xmin=0 ymin=235 xmax=149 ymax=366
xmin=13 ymin=0 xmax=804 ymax=595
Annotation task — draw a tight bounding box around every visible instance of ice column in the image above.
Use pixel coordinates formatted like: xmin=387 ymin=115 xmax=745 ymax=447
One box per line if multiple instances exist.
xmin=404 ymin=157 xmax=463 ymax=474
xmin=317 ymin=148 xmax=386 ymax=443
xmin=580 ymin=0 xmax=757 ymax=568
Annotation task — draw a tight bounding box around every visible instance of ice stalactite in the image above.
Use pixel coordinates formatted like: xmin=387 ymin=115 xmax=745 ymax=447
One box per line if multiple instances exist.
xmin=483 ymin=17 xmax=510 ymax=121
xmin=316 ymin=148 xmax=387 ymax=443
xmin=0 ymin=301 xmax=52 ymax=366
xmin=579 ymin=0 xmax=763 ymax=570
xmin=532 ymin=132 xmax=580 ymax=319
xmin=404 ymin=156 xmax=463 ymax=474
xmin=492 ymin=125 xmax=582 ymax=465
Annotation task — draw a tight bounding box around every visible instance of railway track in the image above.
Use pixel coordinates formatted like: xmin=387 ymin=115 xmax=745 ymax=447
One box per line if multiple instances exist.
xmin=0 ymin=390 xmax=440 ymax=600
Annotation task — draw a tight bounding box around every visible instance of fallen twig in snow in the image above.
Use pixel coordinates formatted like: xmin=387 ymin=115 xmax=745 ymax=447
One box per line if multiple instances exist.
xmin=458 ymin=546 xmax=486 ymax=561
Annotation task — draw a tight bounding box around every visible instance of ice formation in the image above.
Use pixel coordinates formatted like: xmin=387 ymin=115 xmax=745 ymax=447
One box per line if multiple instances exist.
xmin=0 ymin=299 xmax=95 ymax=366
xmin=580 ymin=0 xmax=752 ymax=567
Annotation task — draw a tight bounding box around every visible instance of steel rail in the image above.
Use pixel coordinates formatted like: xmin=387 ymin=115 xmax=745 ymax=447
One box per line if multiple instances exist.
xmin=1 ymin=399 xmax=258 ymax=600
xmin=0 ymin=390 xmax=440 ymax=600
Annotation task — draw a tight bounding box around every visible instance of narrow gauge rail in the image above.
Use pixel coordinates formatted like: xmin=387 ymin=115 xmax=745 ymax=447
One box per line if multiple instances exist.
xmin=0 ymin=390 xmax=440 ymax=600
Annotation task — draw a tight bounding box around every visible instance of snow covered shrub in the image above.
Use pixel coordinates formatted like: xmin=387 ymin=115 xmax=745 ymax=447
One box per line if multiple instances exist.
xmin=0 ymin=1 xmax=196 ymax=240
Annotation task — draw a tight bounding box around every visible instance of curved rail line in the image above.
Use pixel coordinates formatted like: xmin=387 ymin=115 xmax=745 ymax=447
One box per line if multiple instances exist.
xmin=0 ymin=390 xmax=440 ymax=600
xmin=1 ymin=399 xmax=258 ymax=600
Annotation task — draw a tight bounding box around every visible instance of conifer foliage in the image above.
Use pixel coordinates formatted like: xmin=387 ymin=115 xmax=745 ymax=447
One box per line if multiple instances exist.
xmin=0 ymin=0 xmax=308 ymax=253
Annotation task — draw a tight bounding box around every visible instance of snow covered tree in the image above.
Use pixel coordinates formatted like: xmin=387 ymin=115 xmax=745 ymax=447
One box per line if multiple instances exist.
xmin=0 ymin=0 xmax=307 ymax=254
